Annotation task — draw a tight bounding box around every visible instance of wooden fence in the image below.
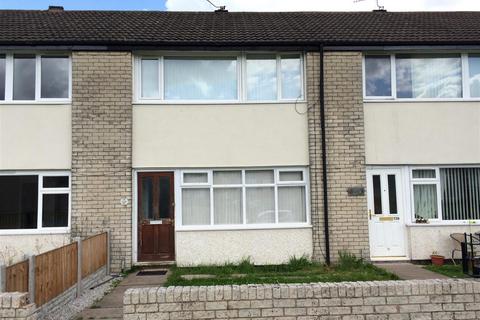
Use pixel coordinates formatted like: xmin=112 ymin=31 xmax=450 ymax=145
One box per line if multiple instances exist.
xmin=5 ymin=260 xmax=29 ymax=292
xmin=82 ymin=232 xmax=107 ymax=278
xmin=0 ymin=231 xmax=109 ymax=307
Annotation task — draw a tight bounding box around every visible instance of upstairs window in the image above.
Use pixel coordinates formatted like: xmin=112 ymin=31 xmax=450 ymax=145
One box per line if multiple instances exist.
xmin=396 ymin=54 xmax=462 ymax=99
xmin=136 ymin=53 xmax=303 ymax=102
xmin=364 ymin=56 xmax=392 ymax=97
xmin=364 ymin=53 xmax=480 ymax=100
xmin=0 ymin=53 xmax=70 ymax=102
xmin=13 ymin=55 xmax=36 ymax=100
xmin=164 ymin=57 xmax=238 ymax=100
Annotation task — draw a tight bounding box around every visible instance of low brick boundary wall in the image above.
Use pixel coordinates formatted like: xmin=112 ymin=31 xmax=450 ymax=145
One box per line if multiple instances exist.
xmin=0 ymin=292 xmax=36 ymax=320
xmin=124 ymin=279 xmax=480 ymax=320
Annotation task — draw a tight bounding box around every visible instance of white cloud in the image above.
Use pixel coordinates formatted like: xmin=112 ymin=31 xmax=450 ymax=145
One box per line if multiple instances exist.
xmin=165 ymin=0 xmax=480 ymax=12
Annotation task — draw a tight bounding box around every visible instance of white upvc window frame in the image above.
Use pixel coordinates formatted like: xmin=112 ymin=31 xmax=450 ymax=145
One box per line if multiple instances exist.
xmin=176 ymin=167 xmax=310 ymax=231
xmin=0 ymin=53 xmax=71 ymax=104
xmin=133 ymin=52 xmax=305 ymax=104
xmin=0 ymin=171 xmax=71 ymax=235
xmin=407 ymin=165 xmax=480 ymax=225
xmin=363 ymin=52 xmax=480 ymax=102
xmin=409 ymin=167 xmax=442 ymax=223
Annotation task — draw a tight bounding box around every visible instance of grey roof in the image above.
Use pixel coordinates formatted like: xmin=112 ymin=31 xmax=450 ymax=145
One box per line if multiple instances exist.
xmin=1 ymin=10 xmax=480 ymax=47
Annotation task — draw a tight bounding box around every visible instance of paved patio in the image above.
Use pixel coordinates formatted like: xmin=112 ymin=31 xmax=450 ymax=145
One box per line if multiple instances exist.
xmin=375 ymin=262 xmax=450 ymax=280
xmin=78 ymin=269 xmax=169 ymax=320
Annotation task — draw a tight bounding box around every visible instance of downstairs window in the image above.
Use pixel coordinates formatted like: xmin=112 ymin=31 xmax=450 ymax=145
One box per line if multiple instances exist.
xmin=411 ymin=167 xmax=480 ymax=222
xmin=0 ymin=173 xmax=70 ymax=231
xmin=179 ymin=168 xmax=309 ymax=228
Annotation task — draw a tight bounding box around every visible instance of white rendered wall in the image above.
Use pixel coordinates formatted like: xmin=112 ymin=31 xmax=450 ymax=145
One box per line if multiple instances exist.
xmin=175 ymin=228 xmax=313 ymax=266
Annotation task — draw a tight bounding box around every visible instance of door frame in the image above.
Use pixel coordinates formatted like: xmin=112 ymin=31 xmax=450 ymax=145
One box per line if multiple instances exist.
xmin=132 ymin=169 xmax=179 ymax=265
xmin=366 ymin=166 xmax=410 ymax=261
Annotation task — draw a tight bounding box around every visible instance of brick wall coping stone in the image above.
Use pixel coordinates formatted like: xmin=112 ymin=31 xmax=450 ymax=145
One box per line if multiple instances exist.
xmin=124 ymin=280 xmax=480 ymax=304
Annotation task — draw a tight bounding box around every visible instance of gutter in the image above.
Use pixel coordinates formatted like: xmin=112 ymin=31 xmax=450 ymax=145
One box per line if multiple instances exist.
xmin=318 ymin=44 xmax=331 ymax=266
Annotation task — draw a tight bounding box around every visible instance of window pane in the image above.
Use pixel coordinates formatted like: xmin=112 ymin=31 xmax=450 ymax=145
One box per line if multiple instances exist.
xmin=213 ymin=171 xmax=242 ymax=185
xmin=141 ymin=59 xmax=159 ymax=98
xmin=0 ymin=176 xmax=38 ymax=229
xmin=182 ymin=188 xmax=210 ymax=225
xmin=158 ymin=176 xmax=172 ymax=219
xmin=396 ymin=55 xmax=462 ymax=98
xmin=412 ymin=169 xmax=436 ymax=179
xmin=164 ymin=57 xmax=237 ymax=100
xmin=246 ymin=187 xmax=275 ymax=223
xmin=413 ymin=184 xmax=438 ymax=220
xmin=0 ymin=55 xmax=5 ymax=100
xmin=43 ymin=176 xmax=69 ymax=188
xmin=141 ymin=176 xmax=154 ymax=220
xmin=13 ymin=55 xmax=36 ymax=100
xmin=247 ymin=55 xmax=277 ymax=100
xmin=372 ymin=175 xmax=382 ymax=215
xmin=469 ymin=55 xmax=480 ymax=97
xmin=42 ymin=193 xmax=68 ymax=227
xmin=278 ymin=186 xmax=306 ymax=222
xmin=279 ymin=171 xmax=303 ymax=182
xmin=365 ymin=56 xmax=392 ymax=96
xmin=214 ymin=188 xmax=242 ymax=224
xmin=41 ymin=56 xmax=69 ymax=99
xmin=441 ymin=168 xmax=480 ymax=220
xmin=387 ymin=174 xmax=397 ymax=214
xmin=281 ymin=55 xmax=301 ymax=99
xmin=245 ymin=170 xmax=274 ymax=184
xmin=183 ymin=172 xmax=208 ymax=184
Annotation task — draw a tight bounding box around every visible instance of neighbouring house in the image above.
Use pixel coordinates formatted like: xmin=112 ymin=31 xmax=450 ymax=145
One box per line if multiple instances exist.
xmin=0 ymin=7 xmax=479 ymax=272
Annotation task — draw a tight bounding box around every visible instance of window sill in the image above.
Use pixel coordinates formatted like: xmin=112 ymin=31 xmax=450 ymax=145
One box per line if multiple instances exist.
xmin=0 ymin=100 xmax=71 ymax=105
xmin=133 ymin=100 xmax=307 ymax=106
xmin=0 ymin=228 xmax=70 ymax=235
xmin=176 ymin=223 xmax=312 ymax=232
xmin=364 ymin=98 xmax=480 ymax=103
xmin=406 ymin=222 xmax=480 ymax=227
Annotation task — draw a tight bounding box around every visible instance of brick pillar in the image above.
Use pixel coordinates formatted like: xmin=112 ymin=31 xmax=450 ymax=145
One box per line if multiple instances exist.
xmin=307 ymin=51 xmax=370 ymax=262
xmin=71 ymin=52 xmax=132 ymax=272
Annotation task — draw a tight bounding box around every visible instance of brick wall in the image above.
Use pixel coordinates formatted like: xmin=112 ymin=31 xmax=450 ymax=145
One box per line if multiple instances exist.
xmin=0 ymin=292 xmax=37 ymax=320
xmin=124 ymin=279 xmax=480 ymax=320
xmin=307 ymin=51 xmax=369 ymax=262
xmin=71 ymin=52 xmax=133 ymax=272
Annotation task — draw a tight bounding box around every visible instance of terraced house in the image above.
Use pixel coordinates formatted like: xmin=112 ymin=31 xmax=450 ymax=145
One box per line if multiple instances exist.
xmin=0 ymin=7 xmax=480 ymax=272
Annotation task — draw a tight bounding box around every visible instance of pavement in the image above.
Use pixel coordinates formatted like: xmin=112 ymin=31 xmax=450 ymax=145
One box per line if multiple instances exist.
xmin=78 ymin=268 xmax=169 ymax=320
xmin=374 ymin=262 xmax=450 ymax=280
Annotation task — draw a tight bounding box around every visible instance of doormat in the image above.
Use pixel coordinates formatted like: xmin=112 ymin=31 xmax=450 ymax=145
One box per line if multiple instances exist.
xmin=136 ymin=270 xmax=168 ymax=276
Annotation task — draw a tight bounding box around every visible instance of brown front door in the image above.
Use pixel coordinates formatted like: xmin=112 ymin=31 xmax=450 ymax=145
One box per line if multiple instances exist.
xmin=137 ymin=172 xmax=175 ymax=261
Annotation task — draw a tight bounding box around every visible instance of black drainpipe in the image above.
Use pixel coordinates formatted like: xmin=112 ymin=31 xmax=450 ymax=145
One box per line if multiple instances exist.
xmin=319 ymin=44 xmax=331 ymax=265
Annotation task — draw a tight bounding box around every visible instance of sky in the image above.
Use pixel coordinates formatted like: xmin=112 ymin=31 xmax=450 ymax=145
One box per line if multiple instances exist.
xmin=1 ymin=0 xmax=480 ymax=11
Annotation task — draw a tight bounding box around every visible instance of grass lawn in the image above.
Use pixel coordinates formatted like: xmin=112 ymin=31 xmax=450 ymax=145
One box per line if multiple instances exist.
xmin=164 ymin=254 xmax=399 ymax=286
xmin=423 ymin=264 xmax=468 ymax=279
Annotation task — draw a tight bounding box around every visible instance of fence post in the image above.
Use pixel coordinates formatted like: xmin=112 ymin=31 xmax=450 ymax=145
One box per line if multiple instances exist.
xmin=0 ymin=264 xmax=5 ymax=292
xmin=76 ymin=237 xmax=82 ymax=297
xmin=106 ymin=230 xmax=111 ymax=275
xmin=28 ymin=255 xmax=35 ymax=303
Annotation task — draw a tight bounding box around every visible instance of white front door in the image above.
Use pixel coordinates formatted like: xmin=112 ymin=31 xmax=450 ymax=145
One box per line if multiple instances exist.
xmin=367 ymin=168 xmax=407 ymax=258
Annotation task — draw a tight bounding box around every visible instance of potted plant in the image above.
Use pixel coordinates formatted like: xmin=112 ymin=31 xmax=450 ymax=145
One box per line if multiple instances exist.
xmin=430 ymin=251 xmax=445 ymax=266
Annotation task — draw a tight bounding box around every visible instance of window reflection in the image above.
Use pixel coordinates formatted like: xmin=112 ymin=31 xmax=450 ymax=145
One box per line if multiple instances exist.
xmin=365 ymin=56 xmax=391 ymax=97
xmin=396 ymin=55 xmax=462 ymax=98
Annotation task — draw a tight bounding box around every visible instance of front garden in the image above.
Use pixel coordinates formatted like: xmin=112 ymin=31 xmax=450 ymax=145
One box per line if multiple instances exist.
xmin=164 ymin=253 xmax=399 ymax=286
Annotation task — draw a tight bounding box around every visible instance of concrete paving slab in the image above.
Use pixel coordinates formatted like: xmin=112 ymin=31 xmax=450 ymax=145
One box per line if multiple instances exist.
xmin=78 ymin=269 xmax=169 ymax=319
xmin=375 ymin=262 xmax=450 ymax=280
